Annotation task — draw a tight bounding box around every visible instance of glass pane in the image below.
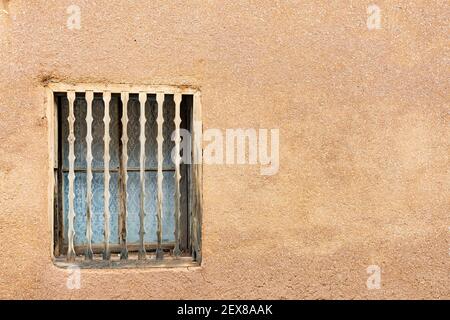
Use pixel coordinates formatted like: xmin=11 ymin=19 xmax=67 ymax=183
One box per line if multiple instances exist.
xmin=60 ymin=93 xmax=178 ymax=248
xmin=108 ymin=172 xmax=120 ymax=244
xmin=92 ymin=97 xmax=105 ymax=169
xmin=127 ymin=96 xmax=140 ymax=168
xmin=144 ymin=95 xmax=176 ymax=169
xmin=109 ymin=96 xmax=120 ymax=169
xmin=61 ymin=95 xmax=118 ymax=170
xmin=63 ymin=171 xmax=119 ymax=245
xmin=145 ymin=96 xmax=158 ymax=168
xmin=163 ymin=96 xmax=176 ymax=169
xmin=90 ymin=172 xmax=103 ymax=243
xmin=125 ymin=171 xmax=140 ymax=243
xmin=126 ymin=171 xmax=175 ymax=244
xmin=143 ymin=171 xmax=157 ymax=242
xmin=74 ymin=96 xmax=87 ymax=168
xmin=162 ymin=171 xmax=176 ymax=242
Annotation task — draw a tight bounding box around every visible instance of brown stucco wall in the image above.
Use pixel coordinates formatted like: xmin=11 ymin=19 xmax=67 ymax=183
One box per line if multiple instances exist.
xmin=0 ymin=0 xmax=448 ymax=299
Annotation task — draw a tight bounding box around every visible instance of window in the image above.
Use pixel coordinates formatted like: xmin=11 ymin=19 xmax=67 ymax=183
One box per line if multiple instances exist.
xmin=48 ymin=84 xmax=202 ymax=268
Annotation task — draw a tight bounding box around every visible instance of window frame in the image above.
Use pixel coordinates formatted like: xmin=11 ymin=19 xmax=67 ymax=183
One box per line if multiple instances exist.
xmin=46 ymin=83 xmax=203 ymax=269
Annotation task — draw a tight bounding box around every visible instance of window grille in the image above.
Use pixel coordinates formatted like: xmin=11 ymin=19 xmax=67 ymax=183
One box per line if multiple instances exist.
xmin=48 ymin=84 xmax=202 ymax=268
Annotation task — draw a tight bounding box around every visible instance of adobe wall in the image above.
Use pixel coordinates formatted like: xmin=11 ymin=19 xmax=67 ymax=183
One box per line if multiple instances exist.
xmin=0 ymin=0 xmax=448 ymax=299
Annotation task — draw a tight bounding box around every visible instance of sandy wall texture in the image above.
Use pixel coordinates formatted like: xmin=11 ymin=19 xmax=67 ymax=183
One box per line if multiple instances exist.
xmin=0 ymin=0 xmax=449 ymax=299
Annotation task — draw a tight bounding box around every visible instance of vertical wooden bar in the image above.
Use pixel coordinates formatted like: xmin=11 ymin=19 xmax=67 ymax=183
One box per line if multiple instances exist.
xmin=155 ymin=92 xmax=165 ymax=260
xmin=191 ymin=91 xmax=203 ymax=262
xmin=102 ymin=91 xmax=111 ymax=260
xmin=173 ymin=93 xmax=182 ymax=257
xmin=49 ymin=89 xmax=58 ymax=258
xmin=53 ymin=93 xmax=58 ymax=170
xmin=57 ymin=95 xmax=65 ymax=255
xmin=138 ymin=92 xmax=147 ymax=260
xmin=179 ymin=101 xmax=191 ymax=252
xmin=52 ymin=92 xmax=60 ymax=257
xmin=67 ymin=91 xmax=76 ymax=262
xmin=85 ymin=91 xmax=94 ymax=260
xmin=119 ymin=92 xmax=129 ymax=260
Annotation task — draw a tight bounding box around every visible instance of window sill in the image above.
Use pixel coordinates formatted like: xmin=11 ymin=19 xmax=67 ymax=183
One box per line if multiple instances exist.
xmin=53 ymin=255 xmax=199 ymax=269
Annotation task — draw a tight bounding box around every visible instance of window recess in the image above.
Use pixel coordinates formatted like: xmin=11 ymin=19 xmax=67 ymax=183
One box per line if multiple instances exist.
xmin=49 ymin=84 xmax=202 ymax=268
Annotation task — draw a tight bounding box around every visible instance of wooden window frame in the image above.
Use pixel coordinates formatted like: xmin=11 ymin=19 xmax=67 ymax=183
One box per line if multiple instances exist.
xmin=46 ymin=83 xmax=203 ymax=269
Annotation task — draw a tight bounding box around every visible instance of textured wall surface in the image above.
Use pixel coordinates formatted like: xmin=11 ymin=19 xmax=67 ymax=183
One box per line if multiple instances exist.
xmin=0 ymin=0 xmax=448 ymax=299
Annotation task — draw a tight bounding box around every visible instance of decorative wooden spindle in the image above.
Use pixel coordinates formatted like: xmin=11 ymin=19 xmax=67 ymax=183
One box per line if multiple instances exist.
xmin=119 ymin=92 xmax=129 ymax=260
xmin=67 ymin=90 xmax=76 ymax=262
xmin=85 ymin=90 xmax=94 ymax=260
xmin=173 ymin=93 xmax=182 ymax=257
xmin=138 ymin=92 xmax=147 ymax=260
xmin=155 ymin=92 xmax=165 ymax=260
xmin=102 ymin=91 xmax=111 ymax=260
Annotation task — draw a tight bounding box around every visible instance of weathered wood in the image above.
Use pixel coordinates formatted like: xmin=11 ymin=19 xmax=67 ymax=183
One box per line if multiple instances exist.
xmin=48 ymin=83 xmax=198 ymax=95
xmin=85 ymin=90 xmax=94 ymax=260
xmin=102 ymin=91 xmax=111 ymax=260
xmin=173 ymin=93 xmax=182 ymax=257
xmin=119 ymin=92 xmax=129 ymax=260
xmin=63 ymin=167 xmax=175 ymax=172
xmin=55 ymin=85 xmax=200 ymax=266
xmin=155 ymin=92 xmax=165 ymax=260
xmin=54 ymin=94 xmax=62 ymax=257
xmin=191 ymin=91 xmax=203 ymax=262
xmin=179 ymin=97 xmax=191 ymax=252
xmin=53 ymin=93 xmax=58 ymax=169
xmin=54 ymin=255 xmax=198 ymax=269
xmin=53 ymin=171 xmax=59 ymax=256
xmin=138 ymin=92 xmax=147 ymax=260
xmin=66 ymin=90 xmax=76 ymax=262
xmin=66 ymin=242 xmax=177 ymax=255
